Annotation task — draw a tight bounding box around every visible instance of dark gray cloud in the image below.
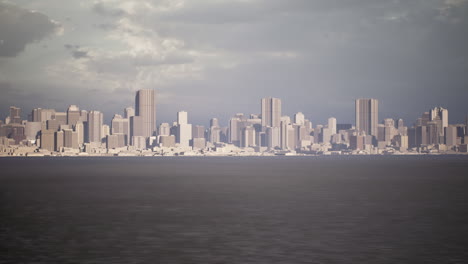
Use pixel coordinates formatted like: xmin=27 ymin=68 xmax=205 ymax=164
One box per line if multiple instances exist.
xmin=72 ymin=50 xmax=89 ymax=59
xmin=0 ymin=2 xmax=59 ymax=57
xmin=63 ymin=44 xmax=89 ymax=59
xmin=64 ymin=44 xmax=80 ymax=50
xmin=92 ymin=1 xmax=126 ymax=17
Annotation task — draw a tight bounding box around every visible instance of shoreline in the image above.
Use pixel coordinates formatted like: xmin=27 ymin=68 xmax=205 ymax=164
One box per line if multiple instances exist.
xmin=1 ymin=153 xmax=468 ymax=158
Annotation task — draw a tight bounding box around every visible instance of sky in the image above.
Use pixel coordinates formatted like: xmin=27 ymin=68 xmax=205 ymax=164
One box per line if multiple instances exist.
xmin=0 ymin=0 xmax=467 ymax=127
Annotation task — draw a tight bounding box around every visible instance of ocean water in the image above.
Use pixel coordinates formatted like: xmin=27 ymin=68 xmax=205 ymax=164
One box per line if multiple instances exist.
xmin=1 ymin=156 xmax=468 ymax=263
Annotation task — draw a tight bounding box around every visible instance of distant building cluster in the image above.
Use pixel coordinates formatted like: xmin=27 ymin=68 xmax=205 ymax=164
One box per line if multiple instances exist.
xmin=1 ymin=90 xmax=467 ymax=156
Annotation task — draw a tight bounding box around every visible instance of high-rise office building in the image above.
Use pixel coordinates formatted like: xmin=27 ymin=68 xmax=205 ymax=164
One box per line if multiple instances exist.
xmin=266 ymin=126 xmax=280 ymax=149
xmin=124 ymin=107 xmax=135 ymax=119
xmin=9 ymin=106 xmax=22 ymax=124
xmin=67 ymin=105 xmax=81 ymax=126
xmin=445 ymin=126 xmax=458 ymax=146
xmin=322 ymin=127 xmax=332 ymax=144
xmin=397 ymin=119 xmax=406 ymax=135
xmin=377 ymin=124 xmax=386 ymax=142
xmin=430 ymin=107 xmax=448 ymax=129
xmin=419 ymin=112 xmax=430 ymax=126
xmin=176 ymin=111 xmax=192 ymax=147
xmin=210 ymin=118 xmax=219 ymax=128
xmin=25 ymin=122 xmax=42 ymax=140
xmin=427 ymin=121 xmax=440 ymax=145
xmin=355 ymin=98 xmax=379 ymax=137
xmin=177 ymin=111 xmax=188 ymax=125
xmin=229 ymin=117 xmax=241 ymax=145
xmin=135 ymin=89 xmax=156 ymax=138
xmin=208 ymin=127 xmax=219 ymax=143
xmin=350 ymin=134 xmax=365 ymax=150
xmin=397 ymin=119 xmax=404 ymax=129
xmin=280 ymin=116 xmax=290 ymax=149
xmin=159 ymin=135 xmax=176 ymax=148
xmin=192 ymin=138 xmax=206 ymax=150
xmin=241 ymin=126 xmax=256 ymax=147
xmin=55 ymin=130 xmax=64 ymax=151
xmin=74 ymin=122 xmax=84 ymax=145
xmin=261 ymin=97 xmax=282 ymax=127
xmin=294 ymin=112 xmax=305 ymax=125
xmin=40 ymin=129 xmax=55 ymax=151
xmin=32 ymin=108 xmax=55 ymax=122
xmin=102 ymin=124 xmax=110 ymax=140
xmin=130 ymin=116 xmax=144 ymax=139
xmin=54 ymin=112 xmax=67 ymax=126
xmin=328 ymin=117 xmax=337 ymax=135
xmin=63 ymin=129 xmax=79 ymax=149
xmin=46 ymin=119 xmax=60 ymax=132
xmin=111 ymin=114 xmax=129 ymax=143
xmin=159 ymin=123 xmax=171 ymax=136
xmin=87 ymin=111 xmax=103 ymax=143
xmin=79 ymin=110 xmax=88 ymax=123
xmin=192 ymin=125 xmax=205 ymax=139
xmin=106 ymin=134 xmax=126 ymax=149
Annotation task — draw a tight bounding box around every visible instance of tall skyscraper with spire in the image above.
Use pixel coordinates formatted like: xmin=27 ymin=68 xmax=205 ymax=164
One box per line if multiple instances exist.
xmin=355 ymin=98 xmax=379 ymax=137
xmin=135 ymin=89 xmax=156 ymax=138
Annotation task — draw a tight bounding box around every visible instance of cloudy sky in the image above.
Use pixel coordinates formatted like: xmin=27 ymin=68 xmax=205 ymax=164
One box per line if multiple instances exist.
xmin=1 ymin=0 xmax=467 ymax=126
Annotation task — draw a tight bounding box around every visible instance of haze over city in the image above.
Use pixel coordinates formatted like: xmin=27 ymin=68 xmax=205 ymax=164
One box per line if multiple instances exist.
xmin=1 ymin=0 xmax=468 ymax=125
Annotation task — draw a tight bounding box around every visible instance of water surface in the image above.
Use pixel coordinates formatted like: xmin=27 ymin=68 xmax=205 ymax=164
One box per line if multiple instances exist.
xmin=1 ymin=156 xmax=468 ymax=263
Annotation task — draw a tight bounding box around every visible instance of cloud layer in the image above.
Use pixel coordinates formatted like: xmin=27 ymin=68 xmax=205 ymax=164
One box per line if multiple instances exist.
xmin=0 ymin=2 xmax=60 ymax=57
xmin=1 ymin=0 xmax=467 ymax=125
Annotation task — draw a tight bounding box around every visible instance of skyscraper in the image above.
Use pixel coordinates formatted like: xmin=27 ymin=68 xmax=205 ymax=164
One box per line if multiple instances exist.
xmin=9 ymin=106 xmax=21 ymax=124
xmin=124 ymin=107 xmax=135 ymax=119
xmin=40 ymin=129 xmax=55 ymax=151
xmin=294 ymin=112 xmax=305 ymax=125
xmin=130 ymin=116 xmax=144 ymax=145
xmin=465 ymin=114 xmax=468 ymax=136
xmin=266 ymin=126 xmax=280 ymax=149
xmin=87 ymin=111 xmax=103 ymax=143
xmin=111 ymin=114 xmax=129 ymax=141
xmin=67 ymin=105 xmax=80 ymax=126
xmin=32 ymin=108 xmax=55 ymax=122
xmin=177 ymin=111 xmax=188 ymax=125
xmin=261 ymin=97 xmax=282 ymax=127
xmin=430 ymin=107 xmax=448 ymax=129
xmin=328 ymin=117 xmax=337 ymax=135
xmin=355 ymin=98 xmax=379 ymax=137
xmin=241 ymin=126 xmax=256 ymax=147
xmin=192 ymin=125 xmax=205 ymax=139
xmin=74 ymin=122 xmax=84 ymax=145
xmin=210 ymin=118 xmax=219 ymax=128
xmin=397 ymin=119 xmax=404 ymax=129
xmin=63 ymin=129 xmax=79 ymax=149
xmin=176 ymin=111 xmax=192 ymax=147
xmin=228 ymin=117 xmax=241 ymax=145
xmin=135 ymin=89 xmax=156 ymax=138
xmin=24 ymin=121 xmax=41 ymax=140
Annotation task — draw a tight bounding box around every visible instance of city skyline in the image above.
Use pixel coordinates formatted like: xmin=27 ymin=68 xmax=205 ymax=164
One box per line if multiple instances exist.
xmin=1 ymin=88 xmax=467 ymax=157
xmin=0 ymin=90 xmax=464 ymax=128
xmin=1 ymin=90 xmax=466 ymax=132
xmin=1 ymin=1 xmax=468 ymax=126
